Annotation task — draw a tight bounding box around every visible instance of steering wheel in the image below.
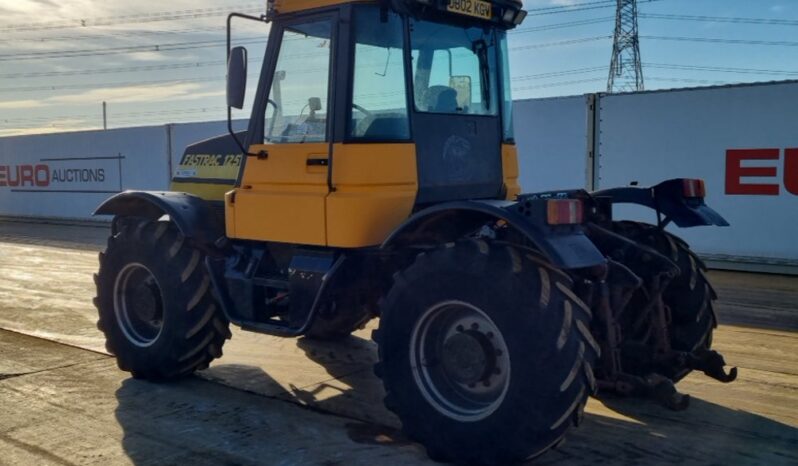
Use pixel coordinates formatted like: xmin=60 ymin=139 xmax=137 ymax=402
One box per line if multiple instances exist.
xmin=352 ymin=103 xmax=375 ymax=136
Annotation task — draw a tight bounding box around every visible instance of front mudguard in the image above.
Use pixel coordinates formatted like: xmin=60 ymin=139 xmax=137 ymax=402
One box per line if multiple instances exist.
xmin=381 ymin=199 xmax=606 ymax=270
xmin=94 ymin=190 xmax=224 ymax=248
xmin=592 ymin=178 xmax=729 ymax=228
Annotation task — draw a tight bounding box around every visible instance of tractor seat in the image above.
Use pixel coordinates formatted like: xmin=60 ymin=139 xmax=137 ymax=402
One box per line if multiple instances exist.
xmin=426 ymin=85 xmax=459 ymax=113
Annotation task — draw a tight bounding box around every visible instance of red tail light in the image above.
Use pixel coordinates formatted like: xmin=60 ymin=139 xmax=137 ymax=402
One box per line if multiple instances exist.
xmin=546 ymin=199 xmax=584 ymax=225
xmin=682 ymin=179 xmax=706 ymax=198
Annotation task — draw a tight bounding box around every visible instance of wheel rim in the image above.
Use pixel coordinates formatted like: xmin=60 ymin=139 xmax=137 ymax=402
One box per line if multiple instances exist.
xmin=410 ymin=300 xmax=511 ymax=422
xmin=113 ymin=263 xmax=164 ymax=347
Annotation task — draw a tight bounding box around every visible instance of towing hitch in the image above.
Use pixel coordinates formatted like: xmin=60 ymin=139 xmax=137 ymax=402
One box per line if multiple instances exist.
xmin=683 ymin=348 xmax=738 ymax=383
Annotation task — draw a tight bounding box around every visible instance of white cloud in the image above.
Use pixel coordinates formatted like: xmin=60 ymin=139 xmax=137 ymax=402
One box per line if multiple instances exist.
xmin=49 ymin=82 xmax=209 ymax=104
xmin=0 ymin=99 xmax=46 ymax=109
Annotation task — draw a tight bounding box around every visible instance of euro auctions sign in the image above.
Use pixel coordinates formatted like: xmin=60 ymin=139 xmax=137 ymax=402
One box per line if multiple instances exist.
xmin=726 ymin=148 xmax=798 ymax=196
xmin=0 ymin=155 xmax=122 ymax=193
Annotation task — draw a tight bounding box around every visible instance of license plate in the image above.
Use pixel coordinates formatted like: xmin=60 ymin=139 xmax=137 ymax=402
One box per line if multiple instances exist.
xmin=447 ymin=0 xmax=492 ymax=20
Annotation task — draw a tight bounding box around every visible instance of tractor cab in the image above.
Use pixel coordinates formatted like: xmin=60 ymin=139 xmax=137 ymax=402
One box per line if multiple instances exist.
xmin=220 ymin=0 xmax=525 ymax=247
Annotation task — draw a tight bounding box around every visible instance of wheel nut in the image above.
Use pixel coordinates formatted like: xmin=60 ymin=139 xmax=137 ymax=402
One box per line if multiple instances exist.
xmin=495 ymin=349 xmax=503 ymax=356
xmin=494 ymin=367 xmax=501 ymax=375
xmin=456 ymin=325 xmax=464 ymax=332
xmin=471 ymin=322 xmax=479 ymax=330
xmin=482 ymin=380 xmax=491 ymax=387
xmin=486 ymin=331 xmax=494 ymax=339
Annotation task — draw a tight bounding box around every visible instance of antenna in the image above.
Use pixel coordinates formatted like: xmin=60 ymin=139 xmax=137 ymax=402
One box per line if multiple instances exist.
xmin=607 ymin=0 xmax=643 ymax=93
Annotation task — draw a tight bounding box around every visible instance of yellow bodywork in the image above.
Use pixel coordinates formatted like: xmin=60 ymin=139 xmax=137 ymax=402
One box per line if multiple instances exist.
xmin=225 ymin=143 xmax=418 ymax=248
xmin=272 ymin=0 xmax=367 ymax=14
xmin=502 ymin=144 xmax=521 ymax=200
xmin=181 ymin=142 xmax=519 ymax=248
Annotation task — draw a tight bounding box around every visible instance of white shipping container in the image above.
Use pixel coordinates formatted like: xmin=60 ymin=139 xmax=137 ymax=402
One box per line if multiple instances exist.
xmin=513 ymin=96 xmax=591 ymax=192
xmin=596 ymin=81 xmax=798 ymax=268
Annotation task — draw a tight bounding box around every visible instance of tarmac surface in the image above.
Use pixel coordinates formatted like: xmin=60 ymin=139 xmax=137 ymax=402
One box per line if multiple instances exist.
xmin=1 ymin=220 xmax=797 ymax=465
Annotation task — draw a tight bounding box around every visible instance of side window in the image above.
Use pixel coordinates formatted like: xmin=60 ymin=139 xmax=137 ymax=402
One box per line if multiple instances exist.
xmin=265 ymin=20 xmax=332 ymax=143
xmin=349 ymin=6 xmax=409 ymax=140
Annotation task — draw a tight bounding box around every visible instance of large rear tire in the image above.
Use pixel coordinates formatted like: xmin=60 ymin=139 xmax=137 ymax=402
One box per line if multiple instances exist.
xmin=95 ymin=217 xmax=231 ymax=380
xmin=613 ymin=221 xmax=716 ymax=381
xmin=374 ymin=240 xmax=598 ymax=464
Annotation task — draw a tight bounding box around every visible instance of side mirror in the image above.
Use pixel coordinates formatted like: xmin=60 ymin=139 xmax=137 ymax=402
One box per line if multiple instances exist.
xmin=227 ymin=46 xmax=248 ymax=109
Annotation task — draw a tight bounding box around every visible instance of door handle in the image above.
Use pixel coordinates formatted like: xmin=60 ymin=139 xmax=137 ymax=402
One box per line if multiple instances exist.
xmin=247 ymin=149 xmax=268 ymax=159
xmin=306 ymin=158 xmax=329 ymax=167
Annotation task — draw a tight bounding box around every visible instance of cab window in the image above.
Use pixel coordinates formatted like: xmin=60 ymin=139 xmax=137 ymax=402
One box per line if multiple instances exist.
xmin=349 ymin=6 xmax=409 ymax=140
xmin=265 ymin=20 xmax=332 ymax=143
xmin=410 ymin=18 xmax=498 ymax=116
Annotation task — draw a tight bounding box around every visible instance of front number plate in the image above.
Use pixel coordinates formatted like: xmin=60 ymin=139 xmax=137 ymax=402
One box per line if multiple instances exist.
xmin=447 ymin=0 xmax=492 ymax=20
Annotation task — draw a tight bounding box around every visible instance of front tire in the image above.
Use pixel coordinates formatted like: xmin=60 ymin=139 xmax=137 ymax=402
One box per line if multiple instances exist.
xmin=374 ymin=241 xmax=598 ymax=464
xmin=95 ymin=217 xmax=231 ymax=380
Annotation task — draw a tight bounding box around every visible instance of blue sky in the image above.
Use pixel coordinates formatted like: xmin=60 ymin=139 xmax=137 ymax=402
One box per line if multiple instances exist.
xmin=0 ymin=0 xmax=795 ymax=136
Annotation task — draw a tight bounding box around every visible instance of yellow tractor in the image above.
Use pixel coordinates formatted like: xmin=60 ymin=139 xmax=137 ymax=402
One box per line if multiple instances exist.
xmin=94 ymin=0 xmax=736 ymax=463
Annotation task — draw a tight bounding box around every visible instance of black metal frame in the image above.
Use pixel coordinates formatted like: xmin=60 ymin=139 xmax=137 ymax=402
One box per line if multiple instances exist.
xmin=226 ymin=12 xmax=269 ymax=156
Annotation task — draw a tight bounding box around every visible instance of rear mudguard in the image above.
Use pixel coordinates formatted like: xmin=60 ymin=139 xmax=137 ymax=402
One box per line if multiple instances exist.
xmin=381 ymin=199 xmax=606 ymax=270
xmin=94 ymin=191 xmax=224 ymax=248
xmin=592 ymin=178 xmax=729 ymax=228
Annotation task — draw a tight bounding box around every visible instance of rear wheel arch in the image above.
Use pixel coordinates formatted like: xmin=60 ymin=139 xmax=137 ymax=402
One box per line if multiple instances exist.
xmin=381 ymin=200 xmax=605 ymax=270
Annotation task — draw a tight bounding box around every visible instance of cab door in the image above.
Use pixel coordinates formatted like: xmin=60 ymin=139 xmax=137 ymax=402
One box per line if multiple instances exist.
xmin=229 ymin=16 xmax=335 ymax=245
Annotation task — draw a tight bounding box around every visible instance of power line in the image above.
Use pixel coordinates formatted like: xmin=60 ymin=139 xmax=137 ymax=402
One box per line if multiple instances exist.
xmin=513 ymin=77 xmax=607 ymax=92
xmin=638 ymin=13 xmax=798 ymax=26
xmin=510 ymin=35 xmax=611 ymax=51
xmin=513 ymin=67 xmax=607 ymax=81
xmin=512 ymin=17 xmax=614 ymax=35
xmin=4 ymin=26 xmax=228 ymax=43
xmin=642 ymin=35 xmax=798 ymax=47
xmin=0 ymin=37 xmax=266 ymax=61
xmin=0 ymin=4 xmax=263 ymax=33
xmin=644 ymin=63 xmax=798 ymax=76
xmin=0 ymin=61 xmax=226 ymax=79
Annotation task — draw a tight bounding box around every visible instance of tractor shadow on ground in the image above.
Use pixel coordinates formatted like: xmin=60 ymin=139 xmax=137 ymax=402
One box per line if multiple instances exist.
xmin=113 ymin=334 xmax=798 ymax=465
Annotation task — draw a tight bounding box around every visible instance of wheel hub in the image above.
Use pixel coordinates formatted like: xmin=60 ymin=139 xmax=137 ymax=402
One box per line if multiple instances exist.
xmin=441 ymin=330 xmax=495 ymax=385
xmin=113 ymin=263 xmax=164 ymax=347
xmin=410 ymin=300 xmax=511 ymax=422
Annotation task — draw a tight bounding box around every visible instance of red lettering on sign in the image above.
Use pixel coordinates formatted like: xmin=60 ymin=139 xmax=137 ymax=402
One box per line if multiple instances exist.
xmin=725 ymin=149 xmax=780 ymax=195
xmin=35 ymin=164 xmax=49 ymax=187
xmin=784 ymin=148 xmax=798 ymax=196
xmin=20 ymin=165 xmax=34 ymax=186
xmin=0 ymin=166 xmax=7 ymax=186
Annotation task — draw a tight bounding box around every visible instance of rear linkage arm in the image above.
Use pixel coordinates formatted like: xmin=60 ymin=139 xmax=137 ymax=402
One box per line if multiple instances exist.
xmin=574 ymin=222 xmax=736 ymax=410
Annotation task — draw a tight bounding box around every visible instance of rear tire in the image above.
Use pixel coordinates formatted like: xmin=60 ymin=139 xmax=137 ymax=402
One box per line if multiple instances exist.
xmin=95 ymin=217 xmax=231 ymax=380
xmin=374 ymin=240 xmax=597 ymax=464
xmin=613 ymin=221 xmax=716 ymax=381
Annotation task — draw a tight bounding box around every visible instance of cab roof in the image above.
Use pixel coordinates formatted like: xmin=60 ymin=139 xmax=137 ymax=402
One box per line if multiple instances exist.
xmin=272 ymin=0 xmax=371 ymax=14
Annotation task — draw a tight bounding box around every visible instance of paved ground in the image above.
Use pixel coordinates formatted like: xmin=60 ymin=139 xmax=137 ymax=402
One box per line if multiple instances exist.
xmin=1 ymin=220 xmax=796 ymax=465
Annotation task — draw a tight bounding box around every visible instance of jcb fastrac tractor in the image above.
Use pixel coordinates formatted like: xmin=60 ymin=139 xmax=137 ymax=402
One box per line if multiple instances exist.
xmin=93 ymin=0 xmax=737 ymax=463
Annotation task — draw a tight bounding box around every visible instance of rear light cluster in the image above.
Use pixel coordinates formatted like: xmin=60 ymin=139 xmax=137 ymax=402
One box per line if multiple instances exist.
xmin=682 ymin=179 xmax=706 ymax=198
xmin=546 ymin=199 xmax=584 ymax=225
